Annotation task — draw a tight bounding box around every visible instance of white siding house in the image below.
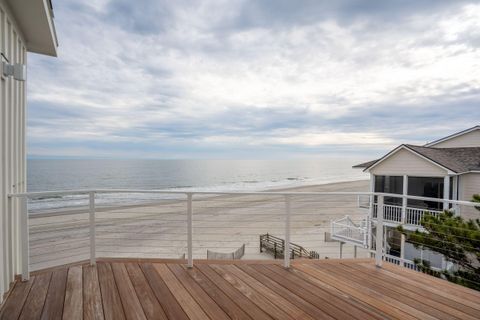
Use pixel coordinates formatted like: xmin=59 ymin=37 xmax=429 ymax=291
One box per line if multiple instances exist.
xmin=368 ymin=148 xmax=449 ymax=177
xmin=0 ymin=0 xmax=56 ymax=303
xmin=351 ymin=126 xmax=480 ymax=268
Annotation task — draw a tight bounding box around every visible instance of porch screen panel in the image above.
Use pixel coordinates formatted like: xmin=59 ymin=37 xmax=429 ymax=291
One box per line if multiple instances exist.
xmin=374 ymin=175 xmax=403 ymax=205
xmin=407 ymin=177 xmax=444 ymax=210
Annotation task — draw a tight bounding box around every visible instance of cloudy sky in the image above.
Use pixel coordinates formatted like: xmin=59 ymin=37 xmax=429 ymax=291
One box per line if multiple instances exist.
xmin=27 ymin=0 xmax=480 ymax=159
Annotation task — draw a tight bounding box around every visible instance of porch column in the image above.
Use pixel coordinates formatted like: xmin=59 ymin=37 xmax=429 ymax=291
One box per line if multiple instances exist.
xmin=443 ymin=176 xmax=450 ymax=210
xmin=402 ymin=175 xmax=408 ymax=224
xmin=452 ymin=176 xmax=459 ymax=214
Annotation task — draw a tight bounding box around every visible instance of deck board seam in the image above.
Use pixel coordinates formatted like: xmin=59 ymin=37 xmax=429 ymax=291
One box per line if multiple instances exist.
xmin=263 ymin=264 xmax=366 ymax=320
xmin=343 ymin=262 xmax=479 ymax=318
xmin=211 ymin=264 xmax=293 ymax=320
xmin=182 ymin=264 xmax=253 ymax=320
xmin=195 ymin=264 xmax=273 ymax=320
xmin=334 ymin=262 xmax=468 ymax=320
xmin=137 ymin=262 xmax=170 ymax=318
xmin=309 ymin=263 xmax=439 ymax=320
xmin=166 ymin=264 xmax=230 ymax=320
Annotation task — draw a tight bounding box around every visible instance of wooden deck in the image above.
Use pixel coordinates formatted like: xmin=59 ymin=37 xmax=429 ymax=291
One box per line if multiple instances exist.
xmin=1 ymin=259 xmax=480 ymax=320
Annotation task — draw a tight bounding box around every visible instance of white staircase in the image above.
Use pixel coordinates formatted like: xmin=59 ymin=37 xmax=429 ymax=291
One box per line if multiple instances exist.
xmin=331 ymin=215 xmax=369 ymax=247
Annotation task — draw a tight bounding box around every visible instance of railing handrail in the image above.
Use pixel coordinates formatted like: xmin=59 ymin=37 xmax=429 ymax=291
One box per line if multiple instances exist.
xmin=332 ymin=221 xmax=364 ymax=231
xmin=375 ymin=202 xmax=445 ymax=213
xmin=8 ymin=189 xmax=480 ymax=207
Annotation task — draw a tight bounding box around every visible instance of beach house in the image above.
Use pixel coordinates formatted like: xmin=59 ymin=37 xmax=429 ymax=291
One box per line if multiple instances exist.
xmin=0 ymin=0 xmax=57 ymax=303
xmin=351 ymin=126 xmax=480 ymax=268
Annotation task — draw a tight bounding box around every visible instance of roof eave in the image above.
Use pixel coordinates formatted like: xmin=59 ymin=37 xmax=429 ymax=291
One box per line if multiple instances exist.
xmin=6 ymin=0 xmax=58 ymax=57
xmin=424 ymin=125 xmax=480 ymax=147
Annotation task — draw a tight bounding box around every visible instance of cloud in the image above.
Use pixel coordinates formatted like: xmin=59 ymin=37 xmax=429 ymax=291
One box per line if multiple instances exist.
xmin=27 ymin=0 xmax=480 ymax=158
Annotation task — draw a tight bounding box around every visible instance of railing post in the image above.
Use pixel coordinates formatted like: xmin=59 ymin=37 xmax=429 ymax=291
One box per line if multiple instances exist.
xmin=284 ymin=195 xmax=291 ymax=268
xmin=20 ymin=196 xmax=29 ymax=281
xmin=89 ymin=192 xmax=96 ymax=266
xmin=375 ymin=195 xmax=384 ymax=268
xmin=187 ymin=193 xmax=193 ymax=268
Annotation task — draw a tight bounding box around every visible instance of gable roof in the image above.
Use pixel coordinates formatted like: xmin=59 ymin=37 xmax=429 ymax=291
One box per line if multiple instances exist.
xmin=424 ymin=125 xmax=480 ymax=147
xmin=354 ymin=145 xmax=480 ymax=174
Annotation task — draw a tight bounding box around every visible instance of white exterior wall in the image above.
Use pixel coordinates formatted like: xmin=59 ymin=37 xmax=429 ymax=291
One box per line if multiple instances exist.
xmin=369 ymin=148 xmax=448 ymax=176
xmin=0 ymin=0 xmax=26 ymax=302
xmin=458 ymin=173 xmax=480 ymax=220
xmin=429 ymin=130 xmax=480 ymax=148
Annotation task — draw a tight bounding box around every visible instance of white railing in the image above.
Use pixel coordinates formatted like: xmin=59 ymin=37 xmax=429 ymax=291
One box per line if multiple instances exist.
xmin=7 ymin=190 xmax=478 ymax=281
xmin=405 ymin=207 xmax=442 ymax=225
xmin=331 ymin=215 xmax=368 ymax=247
xmin=372 ymin=203 xmax=443 ymax=226
xmin=372 ymin=253 xmax=419 ymax=271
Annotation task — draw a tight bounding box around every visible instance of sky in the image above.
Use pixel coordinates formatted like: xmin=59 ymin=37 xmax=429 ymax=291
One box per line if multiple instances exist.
xmin=27 ymin=0 xmax=480 ymax=159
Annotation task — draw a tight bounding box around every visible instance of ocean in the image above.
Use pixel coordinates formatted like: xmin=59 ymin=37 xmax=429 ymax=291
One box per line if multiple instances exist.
xmin=27 ymin=158 xmax=368 ymax=212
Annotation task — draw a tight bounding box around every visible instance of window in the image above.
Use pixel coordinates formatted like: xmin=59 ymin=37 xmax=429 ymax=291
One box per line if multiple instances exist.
xmin=374 ymin=175 xmax=403 ymax=205
xmin=408 ymin=177 xmax=444 ymax=210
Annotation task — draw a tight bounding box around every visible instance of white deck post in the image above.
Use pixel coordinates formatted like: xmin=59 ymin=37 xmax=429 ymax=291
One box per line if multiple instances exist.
xmin=443 ymin=176 xmax=450 ymax=211
xmin=375 ymin=195 xmax=384 ymax=268
xmin=284 ymin=195 xmax=291 ymax=268
xmin=401 ymin=175 xmax=408 ymax=265
xmin=20 ymin=196 xmax=29 ymax=281
xmin=89 ymin=192 xmax=96 ymax=266
xmin=368 ymin=174 xmax=375 ymax=250
xmin=187 ymin=193 xmax=193 ymax=268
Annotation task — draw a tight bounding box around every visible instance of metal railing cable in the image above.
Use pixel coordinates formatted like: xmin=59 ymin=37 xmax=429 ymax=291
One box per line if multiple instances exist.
xmin=6 ymin=189 xmax=479 ymax=283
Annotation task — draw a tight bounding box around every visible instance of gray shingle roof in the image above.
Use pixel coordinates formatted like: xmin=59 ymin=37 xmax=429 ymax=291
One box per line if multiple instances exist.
xmin=352 ymin=159 xmax=378 ymax=168
xmin=405 ymin=145 xmax=480 ymax=173
xmin=353 ymin=145 xmax=480 ymax=173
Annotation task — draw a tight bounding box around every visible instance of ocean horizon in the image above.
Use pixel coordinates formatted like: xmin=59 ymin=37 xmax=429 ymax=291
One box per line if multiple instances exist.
xmin=27 ymin=158 xmax=368 ymax=212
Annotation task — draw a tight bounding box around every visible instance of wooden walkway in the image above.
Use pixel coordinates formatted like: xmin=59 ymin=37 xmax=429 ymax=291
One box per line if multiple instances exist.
xmin=1 ymin=259 xmax=480 ymax=320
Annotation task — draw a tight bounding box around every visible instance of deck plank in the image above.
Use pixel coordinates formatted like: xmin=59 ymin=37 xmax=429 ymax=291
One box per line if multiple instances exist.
xmin=319 ymin=262 xmax=455 ymax=320
xmin=18 ymin=273 xmax=52 ymax=320
xmin=257 ymin=264 xmax=369 ymax=320
xmin=0 ymin=277 xmax=35 ymax=320
xmin=41 ymin=268 xmax=68 ymax=320
xmin=97 ymin=262 xmax=125 ymax=320
xmin=346 ymin=262 xmax=480 ymax=319
xmin=237 ymin=264 xmax=335 ymax=320
xmin=376 ymin=262 xmax=480 ymax=305
xmin=359 ymin=262 xmax=480 ymax=311
xmin=306 ymin=265 xmax=436 ymax=320
xmin=181 ymin=265 xmax=252 ymax=320
xmin=196 ymin=264 xmax=272 ymax=320
xmin=63 ymin=266 xmax=83 ymax=320
xmin=153 ymin=263 xmax=210 ymax=320
xmin=111 ymin=263 xmax=147 ymax=320
xmin=167 ymin=264 xmax=230 ymax=320
xmin=295 ymin=263 xmax=417 ymax=319
xmin=3 ymin=259 xmax=479 ymax=320
xmin=83 ymin=265 xmax=104 ymax=320
xmin=140 ymin=263 xmax=189 ymax=320
xmin=210 ymin=264 xmax=292 ymax=320
xmin=225 ymin=265 xmax=315 ymax=320
xmin=124 ymin=263 xmax=168 ymax=320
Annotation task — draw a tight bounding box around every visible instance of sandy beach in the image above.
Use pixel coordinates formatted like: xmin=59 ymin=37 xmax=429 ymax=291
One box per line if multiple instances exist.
xmin=29 ymin=179 xmax=370 ymax=271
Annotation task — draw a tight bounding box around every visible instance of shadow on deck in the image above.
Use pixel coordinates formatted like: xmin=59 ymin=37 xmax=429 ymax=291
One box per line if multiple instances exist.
xmin=1 ymin=258 xmax=479 ymax=319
